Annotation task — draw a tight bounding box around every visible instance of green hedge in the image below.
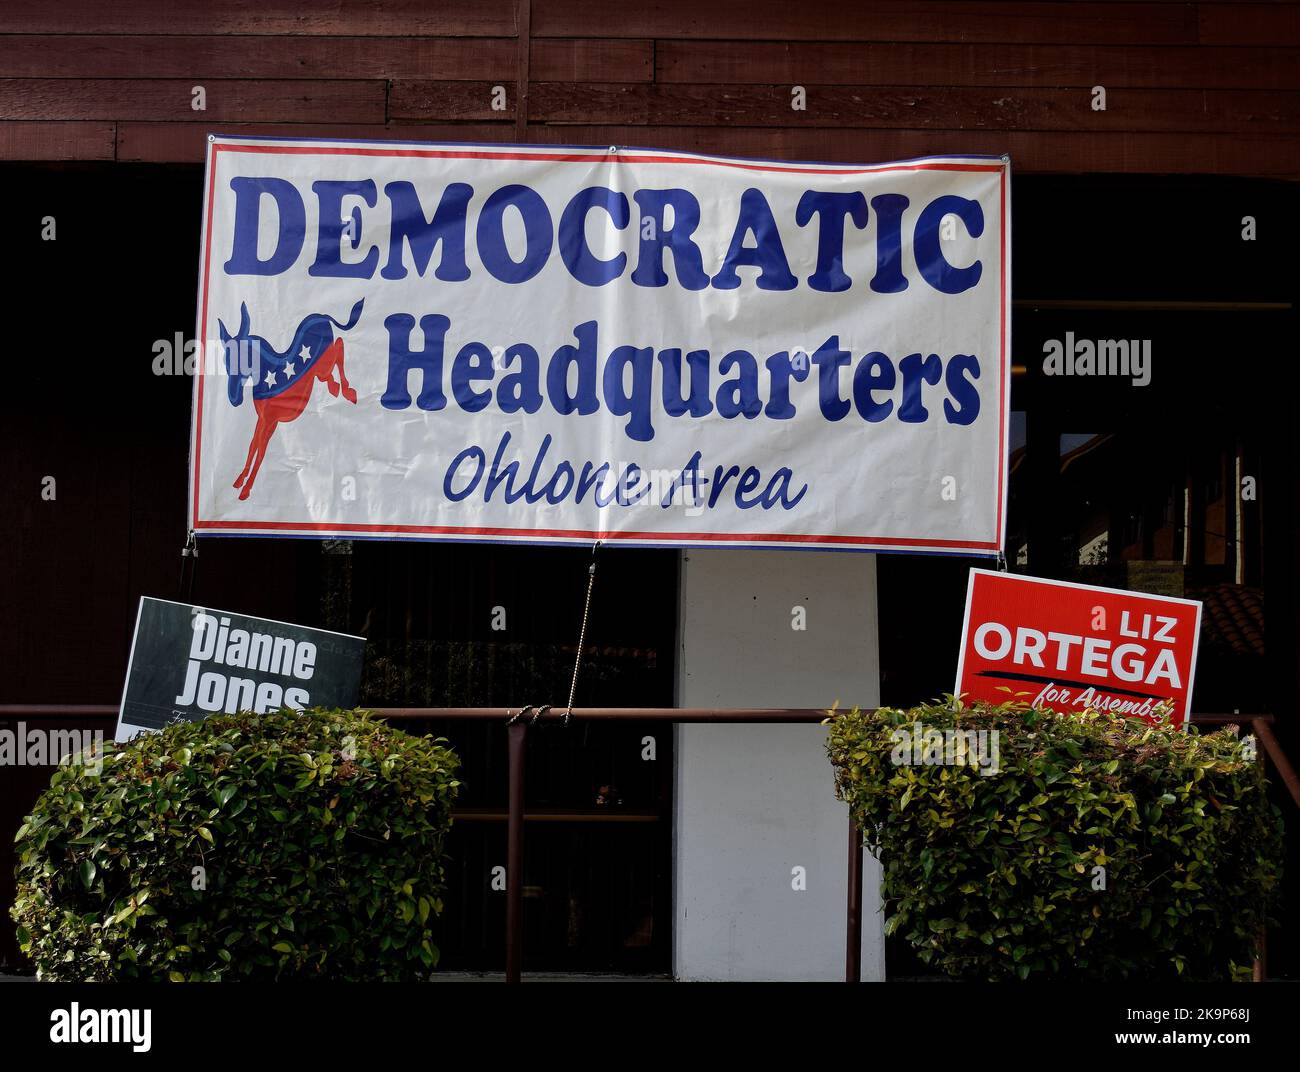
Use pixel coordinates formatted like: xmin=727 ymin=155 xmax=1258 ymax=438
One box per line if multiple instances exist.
xmin=827 ymin=700 xmax=1283 ymax=981
xmin=12 ymin=707 xmax=460 ymax=980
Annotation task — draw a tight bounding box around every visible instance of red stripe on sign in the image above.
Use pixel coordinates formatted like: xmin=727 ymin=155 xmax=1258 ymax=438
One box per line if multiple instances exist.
xmin=192 ymin=136 xmax=218 ymax=532
xmin=191 ymin=518 xmax=999 ymax=550
xmin=215 ymin=141 xmax=1006 ymax=177
xmin=997 ymin=162 xmax=1008 ymax=550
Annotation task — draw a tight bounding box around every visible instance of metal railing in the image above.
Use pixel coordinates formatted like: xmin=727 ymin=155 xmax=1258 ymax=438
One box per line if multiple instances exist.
xmin=2 ymin=705 xmax=1296 ymax=983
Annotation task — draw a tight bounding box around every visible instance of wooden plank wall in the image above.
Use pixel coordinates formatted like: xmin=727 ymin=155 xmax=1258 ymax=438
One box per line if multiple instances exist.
xmin=1 ymin=0 xmax=1298 ymax=175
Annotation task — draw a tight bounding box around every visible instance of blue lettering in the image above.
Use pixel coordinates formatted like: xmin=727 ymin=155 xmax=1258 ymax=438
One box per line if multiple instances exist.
xmin=852 ymin=351 xmax=896 ymax=422
xmin=811 ymin=337 xmax=851 ymax=421
xmin=381 ymin=180 xmax=472 ymax=281
xmin=444 ymin=444 xmax=485 ymax=501
xmin=382 ymin=313 xmax=448 ymax=410
xmin=477 ymin=184 xmax=553 ymax=284
xmin=943 ymin=354 xmax=981 ymax=425
xmin=796 ymin=191 xmax=868 ymax=293
xmin=715 ymin=350 xmax=762 ymax=419
xmin=898 ymin=352 xmax=943 ymax=422
xmin=546 ymin=320 xmax=600 ymax=416
xmin=309 ymin=179 xmax=378 ymax=279
xmin=711 ymin=188 xmax=797 ymax=291
xmin=224 ymin=177 xmax=304 ymax=276
xmin=915 ymin=195 xmax=983 ymax=294
xmin=764 ymin=351 xmax=809 ymax=419
xmin=451 ymin=341 xmax=494 ymax=412
xmin=497 ymin=343 xmax=544 ymax=414
xmin=603 ymin=345 xmax=655 ymax=442
xmin=630 ymin=189 xmax=709 ymax=290
xmin=559 ymin=187 xmax=629 ymax=286
xmin=869 ymin=193 xmax=909 ymax=294
xmin=658 ymin=349 xmax=713 ymax=418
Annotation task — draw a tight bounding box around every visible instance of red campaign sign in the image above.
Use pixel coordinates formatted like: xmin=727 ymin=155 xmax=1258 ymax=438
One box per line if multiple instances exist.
xmin=955 ymin=570 xmax=1203 ymax=729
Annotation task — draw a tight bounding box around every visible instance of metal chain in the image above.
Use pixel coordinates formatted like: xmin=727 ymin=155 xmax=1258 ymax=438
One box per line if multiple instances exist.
xmin=562 ymin=542 xmax=601 ymax=724
xmin=179 ymin=530 xmax=199 ymax=600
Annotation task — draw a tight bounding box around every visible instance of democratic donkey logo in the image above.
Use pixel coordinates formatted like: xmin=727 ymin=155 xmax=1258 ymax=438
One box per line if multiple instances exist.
xmin=221 ymin=300 xmax=364 ymax=500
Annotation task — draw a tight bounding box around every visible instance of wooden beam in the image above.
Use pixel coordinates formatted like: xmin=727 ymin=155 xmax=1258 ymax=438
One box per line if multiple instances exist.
xmin=389 ymin=80 xmax=1300 ymax=133
xmin=115 ymin=121 xmax=512 ymax=163
xmin=0 ymin=36 xmax=653 ymax=83
xmin=532 ymin=0 xmax=1200 ymax=45
xmin=515 ymin=0 xmax=531 ymax=140
xmin=0 ymin=78 xmax=387 ymax=123
xmin=0 ymin=119 xmax=114 ymax=160
xmin=519 ymin=124 xmax=1300 ymax=177
xmin=0 ymin=35 xmax=519 ymax=80
xmin=656 ymin=41 xmax=1300 ymax=90
xmin=1199 ymin=3 xmax=1300 ymax=46
xmin=1 ymin=0 xmax=517 ymax=36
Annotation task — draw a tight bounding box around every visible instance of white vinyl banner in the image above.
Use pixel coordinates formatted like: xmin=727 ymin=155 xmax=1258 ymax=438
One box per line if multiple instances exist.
xmin=189 ymin=136 xmax=1010 ymax=553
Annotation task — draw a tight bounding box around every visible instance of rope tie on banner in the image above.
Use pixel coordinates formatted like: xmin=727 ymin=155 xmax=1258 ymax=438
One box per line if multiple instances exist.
xmin=179 ymin=530 xmax=199 ymax=601
xmin=508 ymin=540 xmax=602 ymax=727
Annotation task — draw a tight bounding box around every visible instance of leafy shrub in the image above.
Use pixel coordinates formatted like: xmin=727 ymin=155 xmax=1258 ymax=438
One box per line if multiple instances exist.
xmin=12 ymin=707 xmax=460 ymax=980
xmin=827 ymin=700 xmax=1284 ymax=981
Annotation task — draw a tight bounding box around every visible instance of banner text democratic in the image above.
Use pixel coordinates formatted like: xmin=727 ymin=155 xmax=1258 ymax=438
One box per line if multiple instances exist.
xmin=222 ymin=177 xmax=987 ymax=295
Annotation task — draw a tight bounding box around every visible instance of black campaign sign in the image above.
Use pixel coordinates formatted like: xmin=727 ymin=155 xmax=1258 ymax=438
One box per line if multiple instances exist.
xmin=116 ymin=597 xmax=365 ymax=740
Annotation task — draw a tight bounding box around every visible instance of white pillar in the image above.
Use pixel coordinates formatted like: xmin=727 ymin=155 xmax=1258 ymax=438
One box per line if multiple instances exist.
xmin=673 ymin=548 xmax=886 ymax=981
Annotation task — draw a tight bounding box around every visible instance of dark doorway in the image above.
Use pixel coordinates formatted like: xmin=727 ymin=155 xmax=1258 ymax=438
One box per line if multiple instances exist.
xmin=339 ymin=540 xmax=679 ymax=973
